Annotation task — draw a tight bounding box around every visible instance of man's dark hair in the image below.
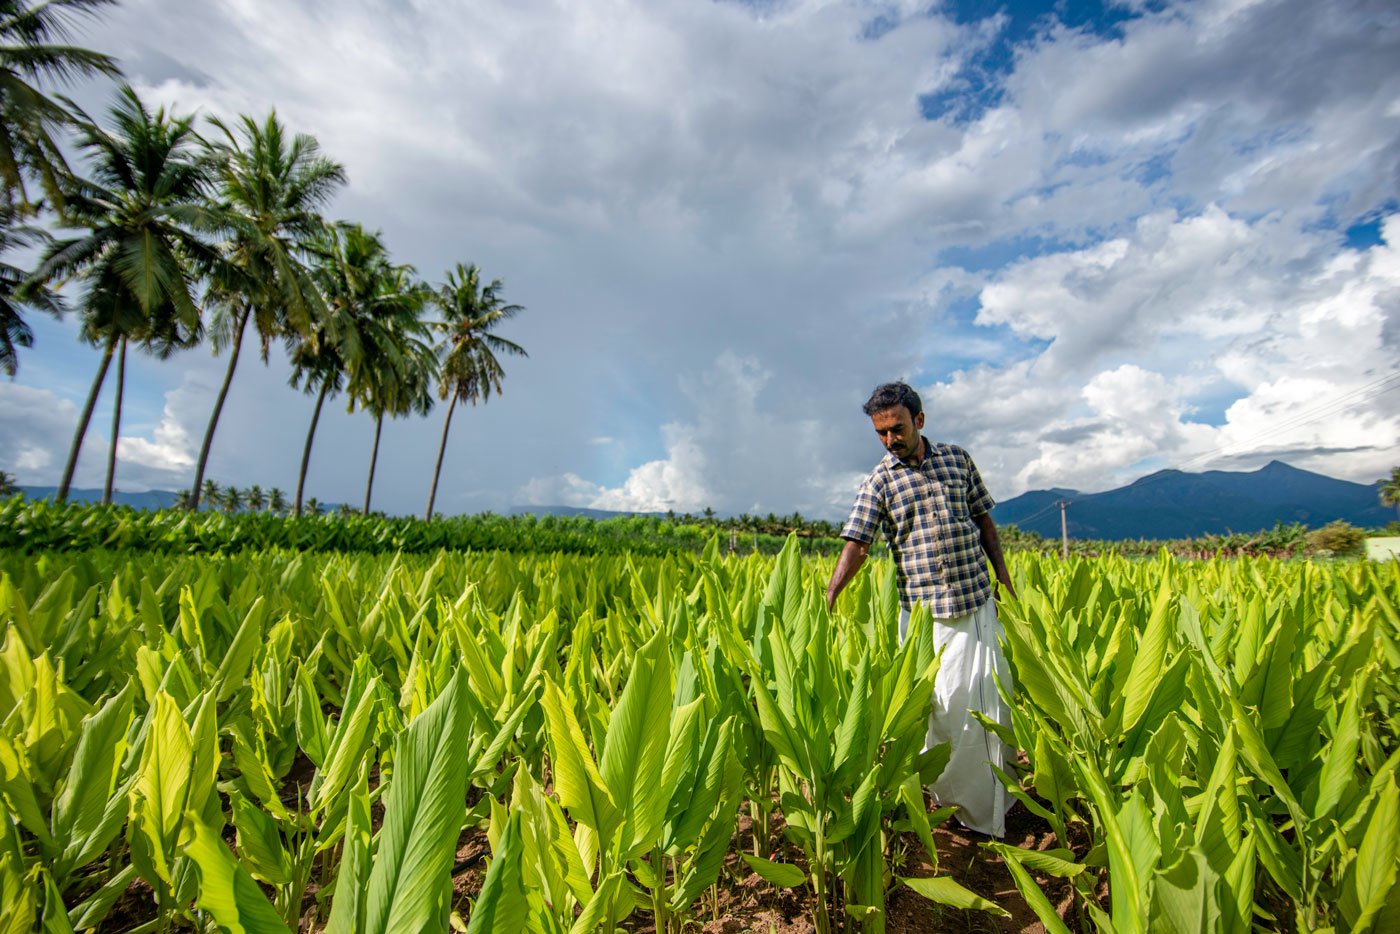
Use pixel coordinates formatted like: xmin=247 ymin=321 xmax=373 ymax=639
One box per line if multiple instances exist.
xmin=862 ymin=381 xmax=922 ymax=418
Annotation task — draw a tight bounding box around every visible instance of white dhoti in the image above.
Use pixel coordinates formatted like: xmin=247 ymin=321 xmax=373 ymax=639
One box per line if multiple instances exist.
xmin=900 ymin=599 xmax=1014 ymax=838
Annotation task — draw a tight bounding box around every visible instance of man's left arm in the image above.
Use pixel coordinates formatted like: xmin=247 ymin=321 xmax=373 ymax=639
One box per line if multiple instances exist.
xmin=973 ymin=512 xmax=1015 ymax=600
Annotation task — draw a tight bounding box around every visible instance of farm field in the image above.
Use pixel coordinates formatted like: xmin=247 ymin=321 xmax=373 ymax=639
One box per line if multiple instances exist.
xmin=1 ymin=542 xmax=1397 ymax=932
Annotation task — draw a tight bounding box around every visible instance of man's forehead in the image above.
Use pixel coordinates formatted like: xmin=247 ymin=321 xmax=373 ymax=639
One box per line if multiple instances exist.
xmin=870 ymin=406 xmax=913 ymax=423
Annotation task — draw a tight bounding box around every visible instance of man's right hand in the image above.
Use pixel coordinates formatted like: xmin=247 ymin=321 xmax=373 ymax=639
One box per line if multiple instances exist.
xmin=826 ymin=538 xmax=871 ymax=610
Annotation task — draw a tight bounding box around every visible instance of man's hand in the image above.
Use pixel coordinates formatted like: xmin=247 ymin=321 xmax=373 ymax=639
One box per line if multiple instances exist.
xmin=826 ymin=539 xmax=871 ymax=610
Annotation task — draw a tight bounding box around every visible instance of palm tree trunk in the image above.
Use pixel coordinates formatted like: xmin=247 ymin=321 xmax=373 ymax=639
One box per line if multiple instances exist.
xmin=425 ymin=394 xmax=457 ymax=520
xmin=364 ymin=410 xmax=384 ymax=515
xmin=190 ymin=309 xmax=248 ymax=510
xmin=102 ymin=337 xmax=127 ymax=505
xmin=57 ymin=335 xmax=117 ymax=503
xmin=295 ymin=382 xmax=330 ymax=516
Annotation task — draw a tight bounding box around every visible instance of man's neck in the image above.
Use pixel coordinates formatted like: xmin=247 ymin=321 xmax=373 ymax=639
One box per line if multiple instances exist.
xmin=900 ymin=436 xmax=927 ymax=466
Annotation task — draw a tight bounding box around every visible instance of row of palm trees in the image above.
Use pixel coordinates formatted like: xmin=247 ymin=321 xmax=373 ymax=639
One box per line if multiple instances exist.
xmin=172 ymin=481 xmax=335 ymax=516
xmin=1 ymin=0 xmax=526 ymax=519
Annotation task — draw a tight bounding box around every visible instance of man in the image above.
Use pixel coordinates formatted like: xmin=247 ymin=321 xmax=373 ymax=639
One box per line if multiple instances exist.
xmin=825 ymin=381 xmax=1017 ymax=838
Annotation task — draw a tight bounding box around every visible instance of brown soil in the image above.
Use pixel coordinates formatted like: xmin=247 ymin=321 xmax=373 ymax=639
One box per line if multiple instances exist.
xmin=94 ymin=798 xmax=1081 ymax=932
xmin=442 ymin=800 xmax=1077 ymax=934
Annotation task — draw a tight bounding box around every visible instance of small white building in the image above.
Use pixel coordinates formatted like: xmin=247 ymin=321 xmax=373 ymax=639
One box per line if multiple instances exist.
xmin=1367 ymin=537 xmax=1400 ymax=560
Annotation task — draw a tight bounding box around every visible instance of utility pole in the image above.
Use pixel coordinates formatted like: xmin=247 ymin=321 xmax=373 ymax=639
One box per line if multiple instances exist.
xmin=1059 ymin=499 xmax=1070 ymax=559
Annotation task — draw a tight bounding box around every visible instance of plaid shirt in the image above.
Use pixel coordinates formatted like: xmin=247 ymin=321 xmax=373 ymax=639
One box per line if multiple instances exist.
xmin=841 ymin=438 xmax=996 ymax=616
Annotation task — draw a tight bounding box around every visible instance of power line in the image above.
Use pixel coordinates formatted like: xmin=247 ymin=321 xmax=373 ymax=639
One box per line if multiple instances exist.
xmin=1175 ymin=371 xmax=1400 ymax=473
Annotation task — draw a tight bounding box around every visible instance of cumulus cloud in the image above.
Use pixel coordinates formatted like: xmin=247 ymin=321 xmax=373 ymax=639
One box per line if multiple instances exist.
xmin=930 ymin=212 xmax=1400 ymax=494
xmin=520 ymin=351 xmax=863 ymax=516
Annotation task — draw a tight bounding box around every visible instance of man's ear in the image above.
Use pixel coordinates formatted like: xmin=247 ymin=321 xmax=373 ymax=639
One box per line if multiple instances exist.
xmin=914 ymin=411 xmax=925 ymax=431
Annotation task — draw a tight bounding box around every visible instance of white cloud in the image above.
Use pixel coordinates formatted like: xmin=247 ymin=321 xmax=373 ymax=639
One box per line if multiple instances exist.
xmin=520 ymin=351 xmax=861 ymax=516
xmin=930 ymin=210 xmax=1400 ymax=494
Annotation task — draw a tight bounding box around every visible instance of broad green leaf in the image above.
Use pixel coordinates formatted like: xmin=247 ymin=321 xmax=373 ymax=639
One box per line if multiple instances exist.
xmin=1119 ymin=579 xmax=1173 ymax=733
xmin=1314 ymin=683 xmax=1360 ymax=822
xmin=212 ymin=597 xmax=266 ymax=702
xmin=230 ymin=792 xmax=292 ymax=886
xmin=1150 ymin=847 xmax=1221 ymax=934
xmin=41 ymin=870 xmax=75 ymax=934
xmin=741 ymin=854 xmax=807 ymax=888
xmin=568 ymin=872 xmax=623 ymax=934
xmin=996 ymin=853 xmax=1072 ymax=934
xmin=0 ymin=815 xmax=35 ymax=934
xmin=181 ymin=817 xmax=291 ymax=934
xmin=465 ymin=810 xmax=529 ymax=934
xmin=598 ymin=627 xmax=673 ymax=857
xmin=1340 ymin=777 xmax=1399 ymax=932
xmin=52 ymin=681 xmax=135 ymax=879
xmin=66 ymin=864 xmax=136 ymax=932
xmin=1074 ymin=759 xmax=1146 ymax=934
xmin=129 ymin=692 xmax=194 ymax=883
xmin=987 ymin=843 xmax=1086 ymax=879
xmin=0 ymin=732 xmax=52 ymax=847
xmin=902 ymin=876 xmax=1011 ymax=917
xmin=541 ymin=678 xmax=619 ymax=845
xmin=363 ymin=670 xmax=474 ymax=934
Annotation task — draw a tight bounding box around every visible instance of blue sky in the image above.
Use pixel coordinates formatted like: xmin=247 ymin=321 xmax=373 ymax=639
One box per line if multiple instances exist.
xmin=2 ymin=0 xmax=1397 ymax=519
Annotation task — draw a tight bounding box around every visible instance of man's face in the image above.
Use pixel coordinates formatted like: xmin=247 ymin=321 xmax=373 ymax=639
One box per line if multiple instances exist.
xmin=870 ymin=406 xmax=925 ymax=461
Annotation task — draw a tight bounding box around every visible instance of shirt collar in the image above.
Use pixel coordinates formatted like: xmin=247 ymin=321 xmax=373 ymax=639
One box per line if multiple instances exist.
xmin=883 ymin=436 xmax=932 ymax=470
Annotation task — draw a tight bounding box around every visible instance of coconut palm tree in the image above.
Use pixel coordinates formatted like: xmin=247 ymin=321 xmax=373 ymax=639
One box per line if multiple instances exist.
xmin=1381 ymin=467 xmax=1400 ymax=521
xmin=0 ymin=204 xmax=59 ymax=376
xmin=200 ymin=477 xmax=219 ymax=510
xmin=0 ymin=0 xmax=121 ymax=212
xmin=172 ymin=487 xmax=191 ymax=511
xmin=33 ymin=85 xmax=215 ymax=503
xmin=222 ymin=485 xmax=242 ymax=513
xmin=288 ymin=222 xmax=396 ymax=515
xmin=0 ymin=469 xmax=18 ymax=497
xmin=424 ymin=263 xmax=526 ymax=520
xmin=347 ymin=264 xmax=434 ymax=514
xmin=304 ymin=496 xmax=321 ymax=516
xmin=359 ymin=336 xmax=434 ymax=514
xmin=246 ymin=484 xmax=265 ymax=512
xmin=268 ymin=486 xmax=286 ymax=514
xmin=187 ymin=111 xmax=345 ymax=511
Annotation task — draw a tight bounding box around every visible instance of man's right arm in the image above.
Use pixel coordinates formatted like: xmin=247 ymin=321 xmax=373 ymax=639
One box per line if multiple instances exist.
xmin=826 ymin=538 xmax=871 ymax=611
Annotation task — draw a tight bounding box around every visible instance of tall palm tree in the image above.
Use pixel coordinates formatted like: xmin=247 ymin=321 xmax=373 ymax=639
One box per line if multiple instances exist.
xmin=288 ymin=222 xmax=395 ymax=515
xmin=424 ymin=263 xmax=526 ymax=520
xmin=0 ymin=468 xmax=17 ymax=496
xmin=347 ymin=265 xmax=434 ymax=514
xmin=0 ymin=204 xmax=60 ymax=376
xmin=246 ymin=483 xmax=265 ymax=512
xmin=33 ymin=85 xmax=215 ymax=503
xmin=0 ymin=0 xmax=121 ymax=212
xmin=222 ymin=485 xmax=242 ymax=513
xmin=1381 ymin=467 xmax=1400 ymax=521
xmin=267 ymin=486 xmax=286 ymax=514
xmin=200 ymin=477 xmax=219 ymax=510
xmin=187 ymin=111 xmax=344 ymax=511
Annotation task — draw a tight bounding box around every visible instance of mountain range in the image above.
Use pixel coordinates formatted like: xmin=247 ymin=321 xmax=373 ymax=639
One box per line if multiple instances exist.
xmin=989 ymin=460 xmax=1392 ymax=540
xmin=17 ymin=460 xmax=1394 ymax=540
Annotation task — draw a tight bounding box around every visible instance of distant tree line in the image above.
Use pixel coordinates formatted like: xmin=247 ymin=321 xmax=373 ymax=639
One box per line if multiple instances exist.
xmin=0 ymin=0 xmax=525 ymax=520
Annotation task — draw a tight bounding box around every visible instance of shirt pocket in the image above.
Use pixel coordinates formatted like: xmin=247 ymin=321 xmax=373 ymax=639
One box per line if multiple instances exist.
xmin=932 ymin=465 xmax=970 ymax=519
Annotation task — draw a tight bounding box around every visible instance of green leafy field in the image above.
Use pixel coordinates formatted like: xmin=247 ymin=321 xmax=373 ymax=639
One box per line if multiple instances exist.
xmin=0 ymin=542 xmax=1396 ymax=931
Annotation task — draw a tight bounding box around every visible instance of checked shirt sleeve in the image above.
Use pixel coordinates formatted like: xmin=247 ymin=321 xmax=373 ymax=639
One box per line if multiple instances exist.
xmin=966 ymin=453 xmax=995 ymax=516
xmin=840 ymin=474 xmax=884 ymax=544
